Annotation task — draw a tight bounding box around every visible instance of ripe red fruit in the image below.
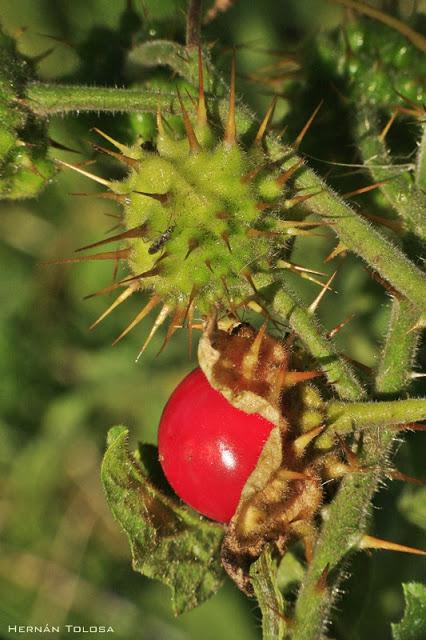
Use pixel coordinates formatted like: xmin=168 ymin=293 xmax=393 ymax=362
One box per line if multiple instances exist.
xmin=158 ymin=367 xmax=274 ymax=523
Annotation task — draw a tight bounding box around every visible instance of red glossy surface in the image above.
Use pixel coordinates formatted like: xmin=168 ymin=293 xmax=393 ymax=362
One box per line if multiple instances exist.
xmin=158 ymin=367 xmax=274 ymax=522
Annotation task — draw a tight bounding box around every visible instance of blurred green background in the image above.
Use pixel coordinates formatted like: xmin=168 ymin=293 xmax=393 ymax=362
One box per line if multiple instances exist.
xmin=0 ymin=1 xmax=425 ymax=638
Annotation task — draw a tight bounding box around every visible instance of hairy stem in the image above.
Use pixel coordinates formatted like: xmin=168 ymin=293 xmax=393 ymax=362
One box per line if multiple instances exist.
xmin=251 ymin=547 xmax=286 ymax=640
xmin=26 ymin=83 xmax=192 ymax=117
xmin=258 ymin=277 xmax=365 ymax=401
xmin=291 ymin=299 xmax=421 ymax=640
xmin=375 ymin=299 xmax=421 ymax=395
xmin=294 ymin=165 xmax=426 ymax=311
xmin=415 ymin=123 xmax=426 ymax=191
xmin=326 ymin=397 xmax=426 ymax=435
xmin=186 ymin=0 xmax=203 ymax=46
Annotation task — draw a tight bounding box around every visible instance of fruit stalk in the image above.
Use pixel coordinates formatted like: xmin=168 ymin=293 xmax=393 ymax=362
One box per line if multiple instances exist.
xmin=326 ymin=397 xmax=426 ymax=435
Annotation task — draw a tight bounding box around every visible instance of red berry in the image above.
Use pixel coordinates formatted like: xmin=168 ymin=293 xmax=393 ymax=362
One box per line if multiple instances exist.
xmin=158 ymin=367 xmax=274 ymax=523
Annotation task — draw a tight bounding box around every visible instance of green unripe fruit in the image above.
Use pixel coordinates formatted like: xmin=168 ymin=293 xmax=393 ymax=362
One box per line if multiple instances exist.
xmin=106 ymin=97 xmax=301 ymax=316
xmin=61 ymin=57 xmax=311 ymax=344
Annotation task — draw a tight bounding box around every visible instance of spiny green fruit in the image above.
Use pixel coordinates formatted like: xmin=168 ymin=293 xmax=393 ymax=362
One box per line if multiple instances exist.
xmin=62 ymin=54 xmax=320 ymax=350
xmin=0 ymin=25 xmax=55 ymax=199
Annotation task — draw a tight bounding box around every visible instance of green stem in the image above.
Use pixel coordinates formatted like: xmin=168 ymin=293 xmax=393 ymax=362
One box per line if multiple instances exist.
xmin=186 ymin=0 xmax=203 ymax=46
xmin=251 ymin=547 xmax=286 ymax=640
xmin=415 ymin=123 xmax=426 ymax=191
xmin=326 ymin=397 xmax=426 ymax=435
xmin=356 ymin=106 xmax=426 ymax=241
xmin=266 ymin=278 xmax=365 ymax=402
xmin=26 ymin=82 xmax=191 ymax=117
xmin=375 ymin=299 xmax=421 ymax=395
xmin=291 ymin=300 xmax=421 ymax=640
xmin=294 ymin=164 xmax=426 ymax=311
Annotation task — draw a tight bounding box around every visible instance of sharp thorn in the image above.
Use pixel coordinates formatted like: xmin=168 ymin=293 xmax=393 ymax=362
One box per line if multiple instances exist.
xmin=247 ymin=321 xmax=267 ymax=362
xmin=327 ymin=313 xmax=356 ymax=339
xmin=324 ymin=241 xmax=347 ymax=263
xmin=308 ymin=271 xmax=337 ymax=313
xmin=285 ymin=190 xmax=323 ymax=208
xmin=343 ymin=180 xmax=389 ymax=199
xmin=83 ymin=272 xmax=147 ymax=299
xmin=378 ymin=110 xmax=398 ymax=142
xmin=91 ymin=143 xmax=139 ymax=168
xmin=224 ymin=50 xmax=237 ymax=146
xmin=294 ymin=100 xmax=323 ymax=149
xmin=157 ymin=308 xmax=185 ymax=356
xmin=276 ymin=259 xmax=328 ymax=277
xmin=359 ymin=534 xmax=426 ymax=556
xmin=136 ymin=305 xmax=171 ymax=361
xmin=182 ymin=287 xmax=198 ymax=327
xmin=41 ymin=248 xmax=130 ymax=265
xmin=92 ymin=127 xmax=133 ymax=156
xmin=284 ymin=370 xmax=324 ymax=387
xmin=176 ymin=88 xmax=201 ymax=152
xmin=276 ymin=158 xmax=304 ymax=187
xmin=197 ymin=46 xmax=208 ymax=126
xmin=90 ymin=284 xmax=138 ymax=330
xmin=75 ymin=223 xmax=149 ymax=252
xmin=388 ymin=470 xmax=426 ymax=486
xmin=56 ymin=159 xmax=112 ymax=188
xmin=112 ymin=295 xmax=161 ymax=345
xmin=254 ymin=96 xmax=278 ymax=145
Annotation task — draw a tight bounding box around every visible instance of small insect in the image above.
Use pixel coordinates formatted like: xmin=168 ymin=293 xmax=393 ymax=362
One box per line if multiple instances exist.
xmin=148 ymin=226 xmax=175 ymax=255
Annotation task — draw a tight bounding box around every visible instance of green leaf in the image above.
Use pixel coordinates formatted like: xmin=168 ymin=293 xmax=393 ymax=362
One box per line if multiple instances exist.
xmin=101 ymin=426 xmax=225 ymax=615
xmin=250 ymin=547 xmax=286 ymax=640
xmin=392 ymin=583 xmax=426 ymax=640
